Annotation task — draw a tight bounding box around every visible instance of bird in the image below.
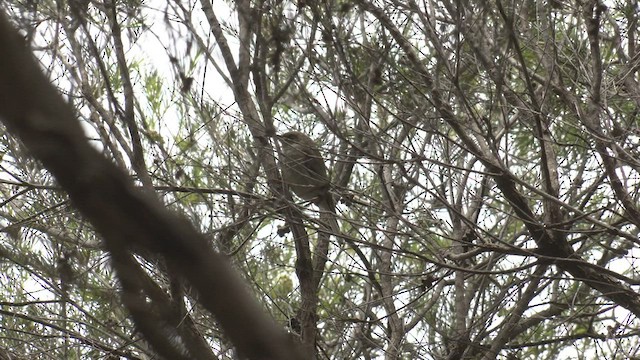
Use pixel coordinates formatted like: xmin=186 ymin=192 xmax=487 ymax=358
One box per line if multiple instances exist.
xmin=278 ymin=131 xmax=383 ymax=294
xmin=278 ymin=131 xmax=335 ymax=213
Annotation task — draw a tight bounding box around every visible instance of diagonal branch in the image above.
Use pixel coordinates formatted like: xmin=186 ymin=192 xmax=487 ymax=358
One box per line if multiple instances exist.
xmin=357 ymin=0 xmax=640 ymax=317
xmin=0 ymin=12 xmax=305 ymax=360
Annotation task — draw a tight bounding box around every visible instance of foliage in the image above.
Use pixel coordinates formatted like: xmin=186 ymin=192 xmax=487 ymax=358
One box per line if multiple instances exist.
xmin=0 ymin=0 xmax=640 ymax=359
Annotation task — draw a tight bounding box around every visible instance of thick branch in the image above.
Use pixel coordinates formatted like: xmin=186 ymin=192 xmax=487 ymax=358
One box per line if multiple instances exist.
xmin=358 ymin=0 xmax=640 ymax=317
xmin=0 ymin=12 xmax=304 ymax=360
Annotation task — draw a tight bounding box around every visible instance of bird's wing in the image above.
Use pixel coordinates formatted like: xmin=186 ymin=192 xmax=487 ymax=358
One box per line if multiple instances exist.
xmin=300 ymin=145 xmax=329 ymax=179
